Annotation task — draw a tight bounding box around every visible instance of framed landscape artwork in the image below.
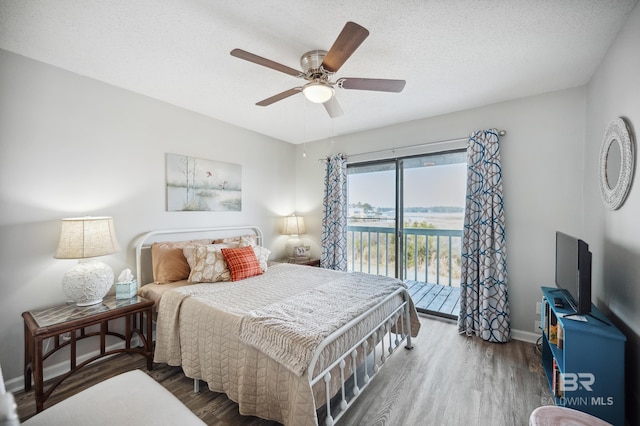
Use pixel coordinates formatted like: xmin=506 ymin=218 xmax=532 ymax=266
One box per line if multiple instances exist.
xmin=166 ymin=153 xmax=242 ymax=211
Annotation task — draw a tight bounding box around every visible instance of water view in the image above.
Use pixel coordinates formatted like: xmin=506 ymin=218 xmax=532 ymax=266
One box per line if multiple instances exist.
xmin=346 ymin=151 xmax=467 ymax=286
xmin=348 ymin=206 xmax=464 ymax=286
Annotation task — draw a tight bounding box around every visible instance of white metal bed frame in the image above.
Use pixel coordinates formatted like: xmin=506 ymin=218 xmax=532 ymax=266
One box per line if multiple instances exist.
xmin=135 ymin=226 xmax=414 ymax=426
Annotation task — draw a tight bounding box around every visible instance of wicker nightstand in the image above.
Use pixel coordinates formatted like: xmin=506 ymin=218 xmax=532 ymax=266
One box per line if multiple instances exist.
xmin=22 ymin=295 xmax=153 ymax=412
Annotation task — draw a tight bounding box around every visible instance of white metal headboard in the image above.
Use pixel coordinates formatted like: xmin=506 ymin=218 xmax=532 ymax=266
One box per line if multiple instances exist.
xmin=134 ymin=226 xmax=263 ymax=288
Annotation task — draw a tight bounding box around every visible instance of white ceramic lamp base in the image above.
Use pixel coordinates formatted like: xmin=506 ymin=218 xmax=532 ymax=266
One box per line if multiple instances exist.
xmin=62 ymin=259 xmax=114 ymax=306
xmin=285 ymin=236 xmax=303 ymax=261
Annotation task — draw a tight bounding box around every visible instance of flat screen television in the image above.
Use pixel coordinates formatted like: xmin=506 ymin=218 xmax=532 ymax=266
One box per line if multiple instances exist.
xmin=555 ymin=231 xmax=592 ymax=314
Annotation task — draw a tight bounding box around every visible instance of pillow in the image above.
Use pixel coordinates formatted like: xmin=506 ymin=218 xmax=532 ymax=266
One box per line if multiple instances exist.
xmin=252 ymin=246 xmax=271 ymax=272
xmin=221 ymin=246 xmax=263 ymax=281
xmin=151 ymin=239 xmax=210 ymax=284
xmin=214 ymin=234 xmax=258 ymax=246
xmin=237 ymin=237 xmax=270 ymax=272
xmin=183 ymin=242 xmax=238 ymax=271
xmin=184 ymin=244 xmax=235 ymax=283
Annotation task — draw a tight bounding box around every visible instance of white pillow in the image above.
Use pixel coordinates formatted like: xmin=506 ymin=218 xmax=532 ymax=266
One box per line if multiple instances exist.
xmin=237 ymin=238 xmax=270 ymax=272
xmin=252 ymin=246 xmax=271 ymax=272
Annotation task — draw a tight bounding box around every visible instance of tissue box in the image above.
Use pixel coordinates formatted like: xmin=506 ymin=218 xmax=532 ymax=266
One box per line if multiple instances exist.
xmin=115 ymin=280 xmax=138 ymax=299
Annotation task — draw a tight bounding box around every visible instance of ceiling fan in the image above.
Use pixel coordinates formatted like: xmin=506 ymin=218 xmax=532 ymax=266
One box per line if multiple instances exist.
xmin=230 ymin=21 xmax=406 ymax=118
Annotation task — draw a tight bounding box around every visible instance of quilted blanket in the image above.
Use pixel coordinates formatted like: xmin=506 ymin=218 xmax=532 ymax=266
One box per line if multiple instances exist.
xmin=239 ymin=272 xmax=408 ymax=376
xmin=154 ymin=263 xmax=420 ymax=426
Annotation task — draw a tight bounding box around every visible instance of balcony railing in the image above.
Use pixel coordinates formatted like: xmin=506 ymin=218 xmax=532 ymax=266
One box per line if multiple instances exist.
xmin=347 ymin=225 xmax=463 ymax=287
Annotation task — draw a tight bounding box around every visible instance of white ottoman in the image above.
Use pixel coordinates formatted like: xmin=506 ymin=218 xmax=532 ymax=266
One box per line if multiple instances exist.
xmin=529 ymin=406 xmax=613 ymax=426
xmin=23 ymin=370 xmax=205 ymax=426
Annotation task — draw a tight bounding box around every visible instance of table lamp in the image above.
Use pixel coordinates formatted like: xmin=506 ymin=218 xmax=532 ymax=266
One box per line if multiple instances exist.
xmin=54 ymin=216 xmax=120 ymax=306
xmin=283 ymin=215 xmax=306 ymax=260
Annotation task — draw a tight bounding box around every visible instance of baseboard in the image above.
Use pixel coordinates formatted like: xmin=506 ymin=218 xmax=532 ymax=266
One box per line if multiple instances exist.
xmin=418 ymin=312 xmax=539 ymax=344
xmin=4 ymin=337 xmax=140 ymax=394
xmin=511 ymin=328 xmax=539 ymax=344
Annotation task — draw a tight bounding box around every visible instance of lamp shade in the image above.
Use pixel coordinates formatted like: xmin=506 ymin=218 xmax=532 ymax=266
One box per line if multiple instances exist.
xmin=283 ymin=216 xmax=306 ymax=236
xmin=54 ymin=217 xmax=120 ymax=259
xmin=302 ymin=82 xmax=334 ymax=104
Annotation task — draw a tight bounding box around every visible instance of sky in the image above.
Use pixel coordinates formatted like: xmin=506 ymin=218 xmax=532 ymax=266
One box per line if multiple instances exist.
xmin=348 ymin=163 xmax=467 ymax=209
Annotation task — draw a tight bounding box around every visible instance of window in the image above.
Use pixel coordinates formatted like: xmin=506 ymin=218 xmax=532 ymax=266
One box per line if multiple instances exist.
xmin=347 ymin=150 xmax=467 ymax=286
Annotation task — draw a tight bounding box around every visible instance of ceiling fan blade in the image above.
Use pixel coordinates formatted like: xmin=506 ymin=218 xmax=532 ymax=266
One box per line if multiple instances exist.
xmin=337 ymin=78 xmax=406 ymax=92
xmin=323 ymin=97 xmax=344 ymax=118
xmin=256 ymin=88 xmax=301 ymax=106
xmin=231 ymin=49 xmax=302 ymax=77
xmin=321 ymin=22 xmax=369 ymax=73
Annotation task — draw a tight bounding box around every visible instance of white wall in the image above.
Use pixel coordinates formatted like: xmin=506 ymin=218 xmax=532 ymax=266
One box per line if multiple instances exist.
xmin=0 ymin=49 xmax=296 ymax=384
xmin=297 ymin=7 xmax=640 ymax=421
xmin=2 ymin=7 xmax=638 ymax=416
xmin=296 ymin=86 xmax=588 ymax=339
xmin=584 ymin=3 xmax=640 ymax=424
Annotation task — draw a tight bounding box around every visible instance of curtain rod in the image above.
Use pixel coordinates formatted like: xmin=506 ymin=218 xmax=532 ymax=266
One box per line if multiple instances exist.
xmin=353 ymin=129 xmax=507 ymax=159
xmin=318 ymin=129 xmax=507 ymax=162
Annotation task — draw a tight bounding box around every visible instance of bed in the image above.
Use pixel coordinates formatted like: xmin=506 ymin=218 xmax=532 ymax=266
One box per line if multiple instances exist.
xmin=135 ymin=226 xmax=420 ymax=426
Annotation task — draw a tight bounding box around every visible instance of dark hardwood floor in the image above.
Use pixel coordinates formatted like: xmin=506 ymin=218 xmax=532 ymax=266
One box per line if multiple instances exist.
xmin=14 ymin=315 xmax=550 ymax=425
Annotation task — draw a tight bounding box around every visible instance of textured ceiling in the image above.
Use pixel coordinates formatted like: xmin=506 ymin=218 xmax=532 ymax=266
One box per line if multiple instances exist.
xmin=0 ymin=0 xmax=637 ymax=144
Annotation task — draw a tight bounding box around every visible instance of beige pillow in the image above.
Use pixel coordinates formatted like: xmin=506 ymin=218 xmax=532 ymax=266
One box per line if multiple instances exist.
xmin=183 ymin=242 xmax=236 ymax=271
xmin=185 ymin=244 xmax=236 ymax=283
xmin=151 ymin=239 xmax=210 ymax=284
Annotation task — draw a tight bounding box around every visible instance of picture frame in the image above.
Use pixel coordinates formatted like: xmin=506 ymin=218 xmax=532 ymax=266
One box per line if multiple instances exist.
xmin=166 ymin=153 xmax=242 ymax=211
xmin=294 ymin=245 xmax=310 ymax=259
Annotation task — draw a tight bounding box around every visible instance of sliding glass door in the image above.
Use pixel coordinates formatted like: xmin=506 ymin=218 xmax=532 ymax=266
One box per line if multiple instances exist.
xmin=346 ymin=161 xmax=398 ymax=277
xmin=347 ymin=150 xmax=467 ymax=284
xmin=401 ymin=152 xmax=467 ymax=284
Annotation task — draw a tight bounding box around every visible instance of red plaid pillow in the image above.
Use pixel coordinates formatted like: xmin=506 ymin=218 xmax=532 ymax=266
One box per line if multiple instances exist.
xmin=221 ymin=246 xmax=263 ymax=281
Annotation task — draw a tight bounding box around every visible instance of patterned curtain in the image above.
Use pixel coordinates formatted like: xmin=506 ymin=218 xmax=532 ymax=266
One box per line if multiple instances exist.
xmin=321 ymin=154 xmax=348 ymax=271
xmin=458 ymin=129 xmax=511 ymax=343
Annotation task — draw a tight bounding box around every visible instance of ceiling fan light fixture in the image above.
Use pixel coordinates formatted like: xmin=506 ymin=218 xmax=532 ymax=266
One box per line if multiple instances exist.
xmin=302 ymin=82 xmax=334 ymax=103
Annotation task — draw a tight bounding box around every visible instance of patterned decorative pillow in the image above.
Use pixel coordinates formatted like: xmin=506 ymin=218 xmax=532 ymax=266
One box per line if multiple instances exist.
xmin=184 ymin=244 xmax=236 ymax=283
xmin=221 ymin=246 xmax=263 ymax=281
xmin=252 ymin=246 xmax=271 ymax=272
xmin=183 ymin=243 xmax=236 ymax=270
xmin=151 ymin=239 xmax=211 ymax=284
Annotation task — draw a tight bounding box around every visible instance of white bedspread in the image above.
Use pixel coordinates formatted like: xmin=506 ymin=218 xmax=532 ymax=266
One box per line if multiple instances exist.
xmin=154 ymin=263 xmax=420 ymax=426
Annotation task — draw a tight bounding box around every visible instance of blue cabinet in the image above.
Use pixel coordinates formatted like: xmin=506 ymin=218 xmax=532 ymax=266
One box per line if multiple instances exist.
xmin=540 ymin=287 xmax=626 ymax=425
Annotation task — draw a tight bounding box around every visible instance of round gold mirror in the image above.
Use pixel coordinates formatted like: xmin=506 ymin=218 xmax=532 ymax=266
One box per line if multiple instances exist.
xmin=599 ymin=117 xmax=635 ymax=210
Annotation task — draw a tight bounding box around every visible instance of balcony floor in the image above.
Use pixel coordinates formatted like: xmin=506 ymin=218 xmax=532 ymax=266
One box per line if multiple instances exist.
xmin=405 ymin=280 xmax=460 ymax=319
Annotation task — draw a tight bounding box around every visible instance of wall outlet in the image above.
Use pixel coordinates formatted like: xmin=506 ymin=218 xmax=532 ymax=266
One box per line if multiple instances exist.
xmin=534 ymin=320 xmax=542 ymax=332
xmin=536 ymin=301 xmax=542 ymax=315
